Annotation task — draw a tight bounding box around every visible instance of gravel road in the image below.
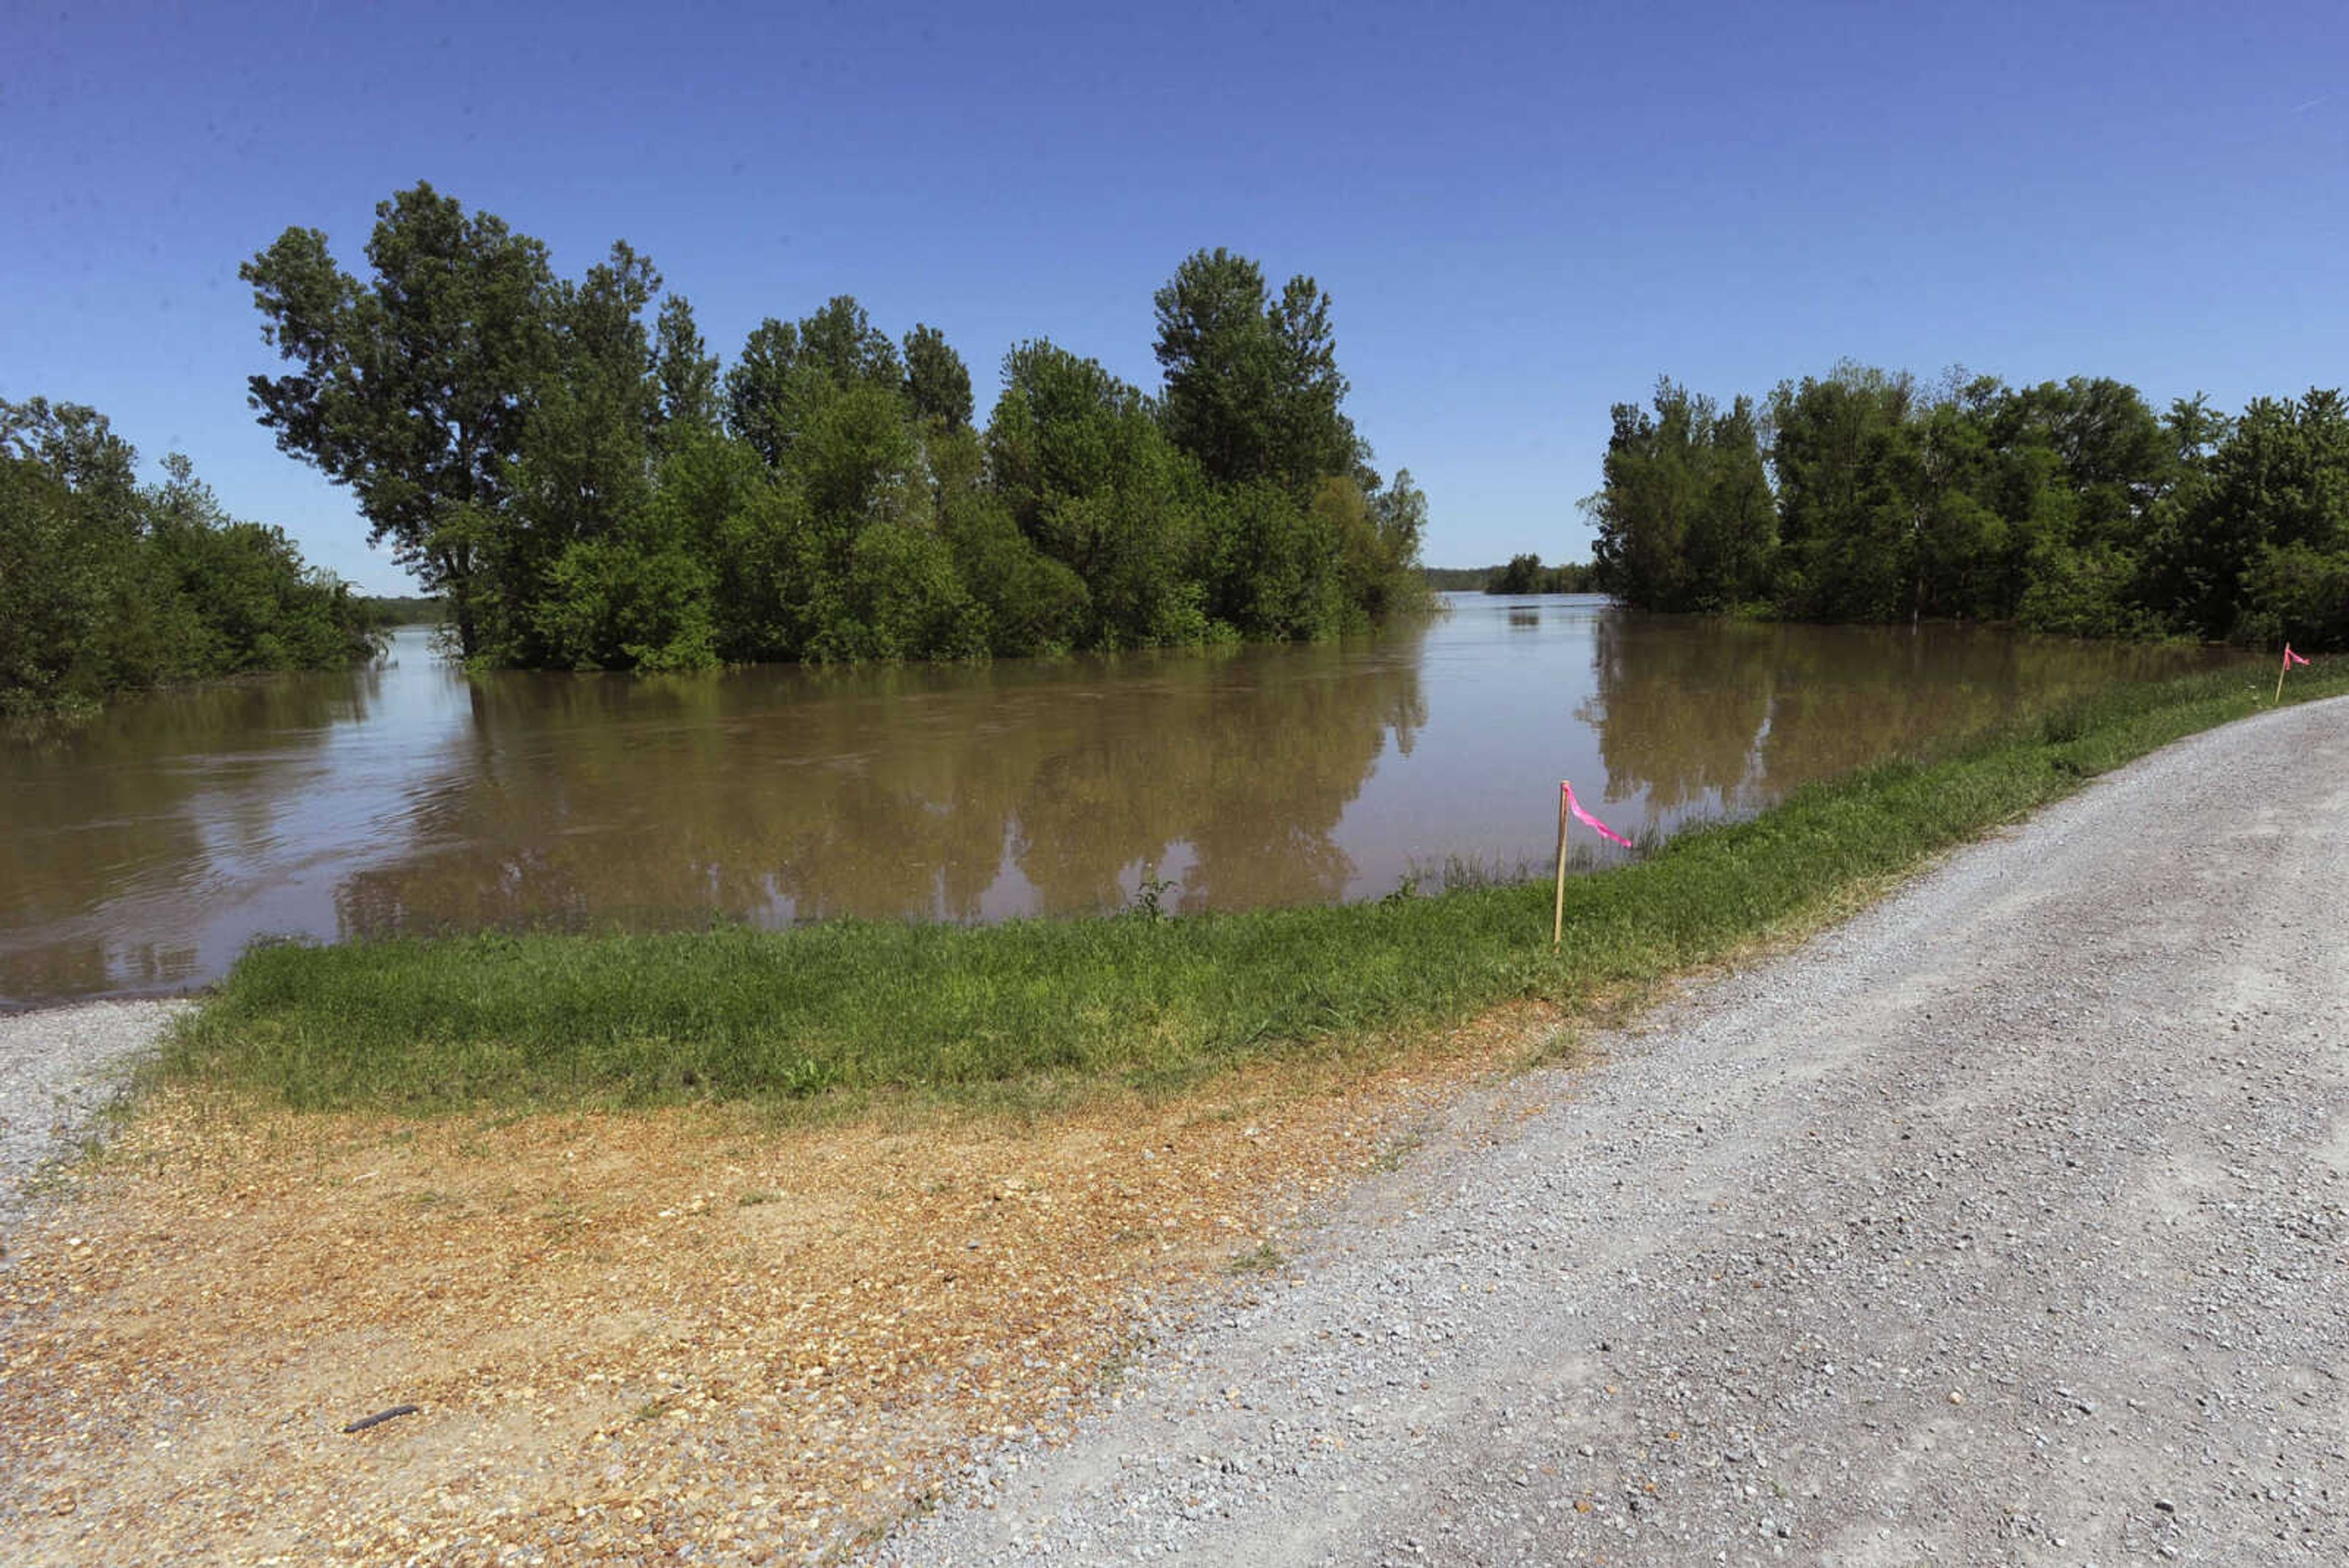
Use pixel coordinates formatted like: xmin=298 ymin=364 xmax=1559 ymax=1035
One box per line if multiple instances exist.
xmin=0 ymin=1000 xmax=185 ymax=1236
xmin=880 ymin=697 xmax=2349 ymax=1567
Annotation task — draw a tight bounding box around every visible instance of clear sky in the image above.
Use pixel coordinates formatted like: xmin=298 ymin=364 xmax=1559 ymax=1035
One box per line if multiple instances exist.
xmin=7 ymin=0 xmax=2347 ymax=592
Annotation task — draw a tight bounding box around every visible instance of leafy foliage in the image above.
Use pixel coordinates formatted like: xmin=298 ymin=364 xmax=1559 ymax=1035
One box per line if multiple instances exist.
xmin=1485 ymin=554 xmax=1598 ymax=594
xmin=1589 ymin=381 xmax=1773 ymax=612
xmin=1152 ymin=247 xmax=1358 ymax=492
xmin=1 ymin=399 xmax=374 ymax=712
xmin=1587 ymin=362 xmax=2349 ymax=649
xmin=243 ymin=189 xmax=1431 ymax=671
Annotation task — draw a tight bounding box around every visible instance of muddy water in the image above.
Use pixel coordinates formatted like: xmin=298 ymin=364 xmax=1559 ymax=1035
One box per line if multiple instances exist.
xmin=0 ymin=597 xmax=2243 ymax=1006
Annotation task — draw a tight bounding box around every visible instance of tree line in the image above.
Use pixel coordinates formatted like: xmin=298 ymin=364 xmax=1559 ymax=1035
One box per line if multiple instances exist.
xmin=240 ymin=184 xmax=1431 ymax=672
xmin=1485 ymin=554 xmax=1599 ymax=595
xmin=2 ymin=398 xmax=376 ymax=715
xmin=1414 ymin=560 xmax=1600 ymax=593
xmin=1586 ymin=363 xmax=2349 ymax=649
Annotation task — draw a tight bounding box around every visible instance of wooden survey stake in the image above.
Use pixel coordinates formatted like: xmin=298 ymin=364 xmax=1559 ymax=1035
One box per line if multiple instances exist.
xmin=1552 ymin=781 xmax=1570 ymax=946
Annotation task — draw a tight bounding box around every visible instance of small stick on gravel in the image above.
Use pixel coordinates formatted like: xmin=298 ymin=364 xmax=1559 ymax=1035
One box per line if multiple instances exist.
xmin=340 ymin=1405 xmax=419 ymax=1435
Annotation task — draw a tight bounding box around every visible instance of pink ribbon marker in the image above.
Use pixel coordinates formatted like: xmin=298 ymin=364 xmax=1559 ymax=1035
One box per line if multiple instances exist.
xmin=2284 ymin=644 xmax=2309 ymax=669
xmin=1563 ymin=781 xmax=1635 ymax=849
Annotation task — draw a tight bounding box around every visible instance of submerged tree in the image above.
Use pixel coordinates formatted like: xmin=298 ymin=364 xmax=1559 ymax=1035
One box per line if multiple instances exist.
xmin=242 ymin=183 xmax=568 ymax=658
xmin=1583 ymin=358 xmax=2347 ymax=650
xmin=242 ymin=190 xmax=1432 ymax=672
xmin=1 ymin=398 xmax=371 ymax=710
xmin=1588 ymin=380 xmax=1773 ymax=612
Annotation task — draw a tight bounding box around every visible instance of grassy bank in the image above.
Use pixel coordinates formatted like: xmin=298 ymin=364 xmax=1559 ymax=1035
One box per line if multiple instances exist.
xmin=163 ymin=660 xmax=2346 ymax=1112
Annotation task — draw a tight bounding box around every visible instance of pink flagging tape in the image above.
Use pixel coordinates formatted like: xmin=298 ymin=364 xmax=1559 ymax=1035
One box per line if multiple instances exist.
xmin=1562 ymin=781 xmax=1635 ymax=849
xmin=2284 ymin=644 xmax=2309 ymax=668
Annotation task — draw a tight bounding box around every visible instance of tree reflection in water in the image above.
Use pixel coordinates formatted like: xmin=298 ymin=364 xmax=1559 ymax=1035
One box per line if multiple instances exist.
xmin=1580 ymin=611 xmax=2241 ymax=825
xmin=331 ymin=630 xmax=1430 ymax=940
xmin=4 ymin=606 xmax=2238 ymax=1008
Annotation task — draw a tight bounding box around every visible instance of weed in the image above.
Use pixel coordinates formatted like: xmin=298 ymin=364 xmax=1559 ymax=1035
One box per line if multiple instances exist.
xmin=1227 ymin=1239 xmax=1287 ymax=1275
xmin=1128 ymin=866 xmax=1178 ymax=922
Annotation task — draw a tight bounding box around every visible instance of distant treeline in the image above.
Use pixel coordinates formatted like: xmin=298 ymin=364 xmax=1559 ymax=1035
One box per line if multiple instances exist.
xmin=355 ymin=596 xmax=444 ymax=628
xmin=1419 ymin=558 xmax=1599 ymax=594
xmin=1485 ymin=554 xmax=1599 ymax=595
xmin=2 ymin=397 xmax=376 ymax=715
xmin=242 ymin=184 xmax=1431 ymax=672
xmin=1587 ymin=364 xmax=2349 ymax=649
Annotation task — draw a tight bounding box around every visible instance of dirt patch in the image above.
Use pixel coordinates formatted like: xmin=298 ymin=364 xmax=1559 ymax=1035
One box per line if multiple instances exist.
xmin=0 ymin=1004 xmax=1573 ymax=1564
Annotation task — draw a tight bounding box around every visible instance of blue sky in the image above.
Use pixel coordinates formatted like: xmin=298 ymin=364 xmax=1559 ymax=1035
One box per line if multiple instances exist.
xmin=6 ymin=0 xmax=2346 ymax=592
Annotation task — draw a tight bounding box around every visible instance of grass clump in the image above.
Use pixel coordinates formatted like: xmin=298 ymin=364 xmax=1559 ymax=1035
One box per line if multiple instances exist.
xmin=161 ymin=661 xmax=2343 ymax=1114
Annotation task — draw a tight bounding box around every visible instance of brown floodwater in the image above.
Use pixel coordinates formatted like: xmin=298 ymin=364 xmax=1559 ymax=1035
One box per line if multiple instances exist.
xmin=1 ymin=596 xmax=2247 ymax=1008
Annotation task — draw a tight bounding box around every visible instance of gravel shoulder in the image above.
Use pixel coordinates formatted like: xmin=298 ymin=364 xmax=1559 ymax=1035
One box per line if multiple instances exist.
xmin=881 ymin=696 xmax=2349 ymax=1566
xmin=0 ymin=1000 xmax=185 ymax=1236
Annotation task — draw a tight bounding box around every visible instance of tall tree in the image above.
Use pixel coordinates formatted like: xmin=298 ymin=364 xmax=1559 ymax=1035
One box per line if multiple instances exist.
xmin=902 ymin=323 xmax=974 ymax=431
xmin=2158 ymin=388 xmax=2349 ymax=642
xmin=987 ymin=340 xmax=1205 ymax=645
xmin=1767 ymin=364 xmax=1920 ymax=622
xmin=724 ymin=317 xmax=805 ymax=468
xmin=1152 ymin=248 xmax=1355 ymax=492
xmin=491 ymin=241 xmax=667 ymax=665
xmin=1269 ymin=275 xmax=1357 ymax=483
xmin=1 ymin=398 xmax=141 ymax=702
xmin=724 ymin=295 xmax=902 ymax=469
xmin=1587 ymin=381 xmax=1772 ymax=612
xmin=652 ymin=294 xmax=721 ymax=437
xmin=243 ymin=184 xmax=565 ymax=656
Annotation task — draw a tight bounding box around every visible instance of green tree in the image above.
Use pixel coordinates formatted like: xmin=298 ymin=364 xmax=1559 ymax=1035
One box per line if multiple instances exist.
xmin=1490 ymin=552 xmax=1547 ymax=594
xmin=1767 ymin=365 xmax=1920 ymax=622
xmin=1365 ymin=469 xmax=1433 ymax=615
xmin=987 ymin=340 xmax=1208 ymax=646
xmin=724 ymin=318 xmax=807 ymax=468
xmin=484 ymin=241 xmax=667 ymax=666
xmin=1152 ymin=248 xmax=1356 ymax=492
xmin=724 ymin=296 xmax=904 ymax=470
xmin=2 ymin=399 xmax=370 ymax=709
xmin=144 ymin=453 xmax=349 ymax=673
xmin=1317 ymin=472 xmax=1425 ymax=625
xmin=941 ymin=491 xmax=1091 ymax=655
xmin=1201 ymin=478 xmax=1335 ymax=639
xmin=902 ymin=323 xmax=974 ymax=431
xmin=652 ymin=294 xmax=721 ymax=439
xmin=2156 ymin=388 xmax=2349 ymax=643
xmin=242 ymin=182 xmax=564 ymax=658
xmin=1 ymin=400 xmax=136 ymax=705
xmin=1588 ymin=381 xmax=1773 ymax=612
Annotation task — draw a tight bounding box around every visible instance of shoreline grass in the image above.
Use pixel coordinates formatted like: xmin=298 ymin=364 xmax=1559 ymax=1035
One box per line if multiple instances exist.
xmin=161 ymin=660 xmax=2346 ymax=1113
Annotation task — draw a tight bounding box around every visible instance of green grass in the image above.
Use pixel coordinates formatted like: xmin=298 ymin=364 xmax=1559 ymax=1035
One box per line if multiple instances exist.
xmin=159 ymin=660 xmax=2346 ymax=1114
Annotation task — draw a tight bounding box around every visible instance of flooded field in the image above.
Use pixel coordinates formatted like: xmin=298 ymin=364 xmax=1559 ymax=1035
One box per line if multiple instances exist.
xmin=0 ymin=596 xmax=2243 ymax=1006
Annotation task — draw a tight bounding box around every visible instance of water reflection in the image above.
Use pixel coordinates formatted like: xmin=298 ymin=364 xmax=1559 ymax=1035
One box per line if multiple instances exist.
xmin=1580 ymin=615 xmax=2235 ymax=818
xmin=1 ymin=668 xmax=399 ymax=1001
xmin=327 ymin=634 xmax=1430 ymax=940
xmin=1 ymin=603 xmax=2241 ymax=1007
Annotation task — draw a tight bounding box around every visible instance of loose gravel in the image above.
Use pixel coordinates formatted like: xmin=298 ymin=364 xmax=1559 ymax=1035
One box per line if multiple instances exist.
xmin=881 ymin=696 xmax=2349 ymax=1567
xmin=0 ymin=1000 xmax=185 ymax=1235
